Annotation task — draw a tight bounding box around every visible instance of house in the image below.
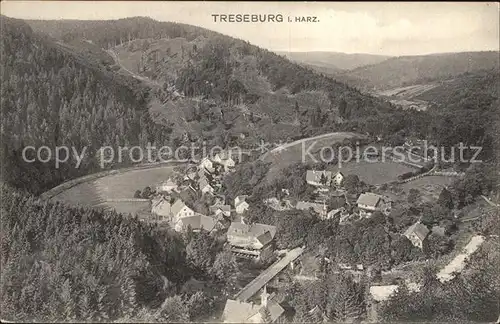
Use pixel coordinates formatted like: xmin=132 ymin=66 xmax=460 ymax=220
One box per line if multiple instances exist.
xmin=356 ymin=193 xmax=384 ymax=218
xmin=227 ymin=222 xmax=277 ymax=259
xmin=184 ymin=171 xmax=197 ymax=182
xmin=151 ymin=197 xmax=197 ymax=226
xmin=235 ymin=195 xmax=250 ymax=214
xmin=156 ymin=178 xmax=177 ymax=193
xmin=306 ymin=170 xmax=332 ymax=187
xmin=210 ymin=204 xmax=231 ymax=218
xmin=404 ymin=222 xmax=430 ymax=249
xmin=431 ymin=225 xmax=447 ymax=236
xmin=174 ymin=214 xmax=219 ymax=232
xmin=151 ymin=196 xmax=173 ymax=221
xmin=213 ymin=151 xmax=237 ymax=171
xmin=333 ymin=171 xmax=344 ymax=187
xmin=264 ymin=198 xmax=293 ymax=211
xmin=222 ymin=287 xmax=284 ymax=323
xmin=198 ymin=167 xmax=211 ymax=179
xmin=296 ymin=201 xmax=327 ymax=219
xmin=199 ymin=157 xmax=215 ymax=173
xmin=326 ymin=207 xmax=347 ymax=220
xmin=171 ymin=199 xmax=195 ymax=222
xmin=199 ymin=177 xmax=215 ymax=195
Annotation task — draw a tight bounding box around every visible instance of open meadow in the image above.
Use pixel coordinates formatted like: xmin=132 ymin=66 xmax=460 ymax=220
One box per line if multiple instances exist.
xmin=263 ymin=132 xmax=366 ymax=182
xmin=328 ymin=160 xmax=416 ymax=185
xmin=401 ymin=175 xmax=455 ymax=202
xmin=50 ymin=165 xmax=176 ymax=212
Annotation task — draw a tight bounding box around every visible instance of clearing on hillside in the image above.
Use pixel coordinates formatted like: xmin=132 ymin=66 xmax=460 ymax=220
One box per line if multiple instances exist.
xmin=328 ymin=160 xmax=416 ymax=185
xmin=401 ymin=175 xmax=455 ymax=202
xmin=263 ymin=132 xmax=366 ymax=182
xmin=50 ymin=165 xmax=176 ymax=211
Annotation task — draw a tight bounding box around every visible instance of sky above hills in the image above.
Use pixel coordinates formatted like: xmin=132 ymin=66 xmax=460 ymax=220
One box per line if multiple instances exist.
xmin=2 ymin=1 xmax=499 ymax=56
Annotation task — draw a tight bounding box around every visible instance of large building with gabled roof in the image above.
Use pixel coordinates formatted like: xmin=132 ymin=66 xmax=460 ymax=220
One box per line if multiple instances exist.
xmin=227 ymin=222 xmax=277 ymax=259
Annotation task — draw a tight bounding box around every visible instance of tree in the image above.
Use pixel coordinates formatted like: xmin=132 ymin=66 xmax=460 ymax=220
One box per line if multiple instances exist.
xmin=141 ymin=186 xmax=152 ymax=199
xmin=407 ymin=188 xmax=420 ymax=204
xmin=320 ymin=173 xmax=328 ymax=185
xmin=423 ymin=233 xmax=452 ymax=258
xmin=185 ymin=231 xmax=216 ymax=274
xmin=186 ymin=291 xmax=213 ymax=321
xmin=211 ymin=250 xmax=238 ymax=284
xmin=276 ymin=210 xmax=316 ymax=249
xmin=437 ymin=188 xmax=453 ymax=210
xmin=134 ymin=190 xmax=142 ymax=198
xmin=343 ymin=174 xmax=360 ymax=194
xmin=338 ymin=98 xmax=348 ymax=119
xmin=154 ymin=296 xmax=189 ymax=322
xmin=326 ymin=274 xmax=365 ymax=322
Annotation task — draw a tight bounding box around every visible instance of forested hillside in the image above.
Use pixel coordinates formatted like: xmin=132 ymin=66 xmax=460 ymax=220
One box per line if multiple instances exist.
xmin=345 ymin=51 xmax=500 ymax=90
xmin=4 ymin=15 xmax=499 ymax=194
xmin=29 ymin=17 xmax=398 ymax=140
xmin=276 ymin=51 xmax=391 ymax=71
xmin=2 ymin=15 xmax=402 ymax=194
xmin=0 ymin=16 xmax=172 ymax=194
xmin=0 ymin=184 xmax=188 ymax=322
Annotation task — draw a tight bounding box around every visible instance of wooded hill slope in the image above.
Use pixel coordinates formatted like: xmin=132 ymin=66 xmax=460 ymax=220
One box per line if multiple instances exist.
xmin=345 ymin=51 xmax=500 ymax=90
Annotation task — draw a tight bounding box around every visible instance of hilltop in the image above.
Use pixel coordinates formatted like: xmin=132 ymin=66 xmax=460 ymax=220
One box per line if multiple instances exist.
xmin=23 ymin=16 xmax=397 ymax=143
xmin=277 ymin=51 xmax=391 ymax=71
xmin=344 ymin=51 xmax=500 ymax=90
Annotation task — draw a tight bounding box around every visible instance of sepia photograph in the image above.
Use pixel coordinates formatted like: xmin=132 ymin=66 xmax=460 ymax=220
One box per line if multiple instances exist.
xmin=0 ymin=1 xmax=499 ymax=322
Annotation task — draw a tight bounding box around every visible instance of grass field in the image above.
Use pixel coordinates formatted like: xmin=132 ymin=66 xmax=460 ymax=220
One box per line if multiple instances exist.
xmin=51 ymin=165 xmax=176 ymax=210
xmin=401 ymin=175 xmax=454 ymax=202
xmin=95 ymin=201 xmax=152 ymax=219
xmin=328 ymin=160 xmax=415 ymax=185
xmin=263 ymin=132 xmax=365 ymax=182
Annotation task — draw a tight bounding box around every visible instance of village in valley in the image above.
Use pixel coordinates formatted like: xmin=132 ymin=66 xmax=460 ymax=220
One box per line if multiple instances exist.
xmin=1 ymin=3 xmax=498 ymax=323
xmin=123 ymin=137 xmax=496 ymax=322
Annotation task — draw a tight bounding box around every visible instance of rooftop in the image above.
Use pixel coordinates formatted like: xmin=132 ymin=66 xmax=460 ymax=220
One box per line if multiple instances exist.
xmin=227 ymin=222 xmax=277 ymax=246
xmin=171 ymin=199 xmax=190 ymax=216
xmin=404 ymin=222 xmax=430 ymax=241
xmin=356 ymin=192 xmax=383 ymax=208
xmin=179 ymin=214 xmax=217 ymax=232
xmin=222 ymin=299 xmax=284 ymax=323
xmin=306 ymin=170 xmax=332 ymax=184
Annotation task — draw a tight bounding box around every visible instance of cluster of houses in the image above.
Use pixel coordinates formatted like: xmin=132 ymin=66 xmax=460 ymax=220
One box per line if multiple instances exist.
xmin=149 ymin=151 xmax=252 ymax=232
xmin=222 ymin=286 xmax=284 ymax=323
xmin=263 ymin=168 xmax=432 ymax=250
xmin=264 ymin=169 xmax=392 ymax=224
xmin=149 ymin=151 xmax=281 ymax=262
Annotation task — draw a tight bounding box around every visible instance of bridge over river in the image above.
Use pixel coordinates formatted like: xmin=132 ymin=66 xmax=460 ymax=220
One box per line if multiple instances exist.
xmin=234 ymin=247 xmax=304 ymax=302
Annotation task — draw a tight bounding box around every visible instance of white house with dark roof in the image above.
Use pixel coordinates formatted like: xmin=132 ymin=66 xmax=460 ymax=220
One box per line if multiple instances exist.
xmin=227 ymin=222 xmax=276 ymax=259
xmin=175 ymin=214 xmax=219 ymax=233
xmin=333 ymin=171 xmax=345 ymax=186
xmin=199 ymin=157 xmax=215 ymax=173
xmin=404 ymin=222 xmax=430 ymax=249
xmin=222 ymin=286 xmax=284 ymax=323
xmin=356 ymin=192 xmax=384 ymax=217
xmin=171 ymin=199 xmax=195 ymax=221
xmin=326 ymin=207 xmax=348 ymax=220
xmin=198 ymin=177 xmax=215 ymax=195
xmin=235 ymin=195 xmax=250 ymax=214
xmin=151 ymin=196 xmax=173 ymax=221
xmin=152 ymin=198 xmax=198 ymax=229
xmin=213 ymin=151 xmax=237 ymax=171
xmin=156 ymin=178 xmax=177 ymax=193
xmin=295 ymin=201 xmax=327 ymax=219
xmin=306 ymin=170 xmax=332 ymax=187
